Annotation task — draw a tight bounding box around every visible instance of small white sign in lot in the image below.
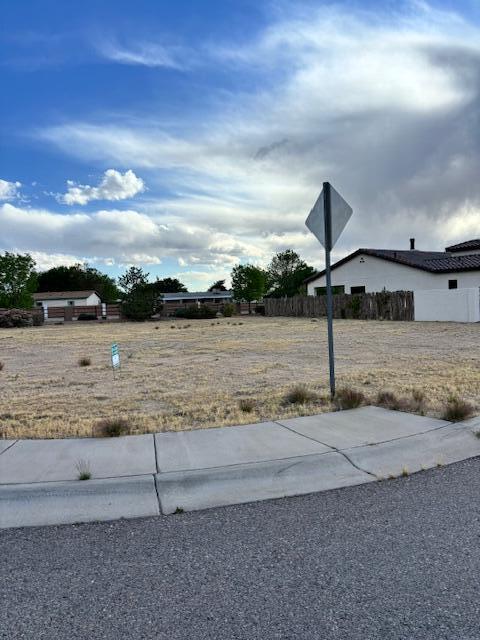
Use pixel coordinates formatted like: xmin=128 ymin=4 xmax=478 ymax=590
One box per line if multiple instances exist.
xmin=111 ymin=343 xmax=120 ymax=370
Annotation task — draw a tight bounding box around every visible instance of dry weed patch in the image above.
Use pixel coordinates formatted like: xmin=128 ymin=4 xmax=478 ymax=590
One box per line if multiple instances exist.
xmin=333 ymin=387 xmax=365 ymax=410
xmin=93 ymin=417 xmax=131 ymax=437
xmin=0 ymin=318 xmax=478 ymax=438
xmin=442 ymin=396 xmax=474 ymax=422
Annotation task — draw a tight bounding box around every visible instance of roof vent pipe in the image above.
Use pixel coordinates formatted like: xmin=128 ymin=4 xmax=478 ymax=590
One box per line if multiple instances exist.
xmin=410 ymin=238 xmax=415 ymax=251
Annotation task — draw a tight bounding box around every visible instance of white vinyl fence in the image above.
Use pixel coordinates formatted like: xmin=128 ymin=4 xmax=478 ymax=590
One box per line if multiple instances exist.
xmin=414 ymin=288 xmax=480 ymax=323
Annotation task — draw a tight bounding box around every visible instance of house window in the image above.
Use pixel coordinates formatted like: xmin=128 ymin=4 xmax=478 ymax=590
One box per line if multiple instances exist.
xmin=448 ymin=280 xmax=458 ymax=289
xmin=68 ymin=301 xmax=75 ymax=306
xmin=350 ymin=286 xmax=366 ymax=294
xmin=315 ymin=285 xmax=345 ymax=296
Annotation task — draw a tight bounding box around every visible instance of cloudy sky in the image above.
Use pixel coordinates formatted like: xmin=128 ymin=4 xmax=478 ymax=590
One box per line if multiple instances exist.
xmin=1 ymin=0 xmax=480 ymax=288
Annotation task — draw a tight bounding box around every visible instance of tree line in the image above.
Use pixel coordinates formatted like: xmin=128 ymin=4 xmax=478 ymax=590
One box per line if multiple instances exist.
xmin=0 ymin=249 xmax=315 ymax=318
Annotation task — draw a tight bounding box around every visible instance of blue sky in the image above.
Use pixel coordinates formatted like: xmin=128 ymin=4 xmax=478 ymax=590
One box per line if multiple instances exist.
xmin=1 ymin=1 xmax=480 ymax=289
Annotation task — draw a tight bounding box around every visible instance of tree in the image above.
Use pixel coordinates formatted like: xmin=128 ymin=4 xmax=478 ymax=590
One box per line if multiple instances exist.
xmin=267 ymin=250 xmax=315 ymax=297
xmin=118 ymin=266 xmax=149 ymax=296
xmin=231 ymin=264 xmax=268 ymax=313
xmin=118 ymin=267 xmax=164 ymax=320
xmin=153 ymin=277 xmax=187 ymax=293
xmin=0 ymin=252 xmax=37 ymax=308
xmin=37 ymin=264 xmax=120 ymax=302
xmin=121 ymin=285 xmax=159 ymax=321
xmin=208 ymin=279 xmax=227 ymax=291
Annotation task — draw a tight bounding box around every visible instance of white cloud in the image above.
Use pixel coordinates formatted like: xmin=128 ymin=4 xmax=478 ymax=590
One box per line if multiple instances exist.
xmin=0 ymin=203 xmax=267 ymax=267
xmin=0 ymin=179 xmax=21 ymax=201
xmin=29 ymin=251 xmax=82 ymax=271
xmin=173 ymin=269 xmax=230 ymax=290
xmin=59 ymin=169 xmax=145 ymax=205
xmin=32 ymin=3 xmax=480 ymax=274
xmin=95 ymin=38 xmax=187 ymax=69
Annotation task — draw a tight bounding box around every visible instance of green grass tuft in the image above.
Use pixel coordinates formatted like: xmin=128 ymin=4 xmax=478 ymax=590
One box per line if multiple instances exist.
xmin=75 ymin=459 xmax=92 ymax=480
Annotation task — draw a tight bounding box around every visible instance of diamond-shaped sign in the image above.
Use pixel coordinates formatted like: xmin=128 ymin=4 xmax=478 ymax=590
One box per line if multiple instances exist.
xmin=305 ymin=184 xmax=352 ymax=249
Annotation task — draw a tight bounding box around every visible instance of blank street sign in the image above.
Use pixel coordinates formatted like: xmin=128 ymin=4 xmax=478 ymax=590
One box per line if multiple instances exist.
xmin=305 ymin=184 xmax=353 ymax=250
xmin=305 ymin=182 xmax=353 ymax=398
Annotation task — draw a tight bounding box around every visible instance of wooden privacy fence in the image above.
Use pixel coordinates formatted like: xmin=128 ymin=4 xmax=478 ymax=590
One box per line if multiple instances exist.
xmin=42 ymin=304 xmax=122 ymax=321
xmin=264 ymin=292 xmax=414 ymax=321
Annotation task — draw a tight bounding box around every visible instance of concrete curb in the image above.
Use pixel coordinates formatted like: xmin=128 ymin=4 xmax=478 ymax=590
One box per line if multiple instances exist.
xmin=346 ymin=422 xmax=480 ymax=477
xmin=1 ymin=407 xmax=479 ymax=529
xmin=155 ymin=451 xmax=374 ymax=514
xmin=0 ymin=475 xmax=159 ymax=529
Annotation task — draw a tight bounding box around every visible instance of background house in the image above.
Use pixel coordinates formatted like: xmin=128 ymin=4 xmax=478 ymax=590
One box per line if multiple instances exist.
xmin=161 ymin=290 xmax=233 ymax=315
xmin=33 ymin=290 xmax=102 ymax=308
xmin=305 ymin=239 xmax=480 ymax=295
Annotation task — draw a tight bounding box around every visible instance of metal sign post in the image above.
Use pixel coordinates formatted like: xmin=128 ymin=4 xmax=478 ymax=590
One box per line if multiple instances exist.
xmin=305 ymin=182 xmax=353 ymax=399
xmin=323 ymin=183 xmax=335 ymax=397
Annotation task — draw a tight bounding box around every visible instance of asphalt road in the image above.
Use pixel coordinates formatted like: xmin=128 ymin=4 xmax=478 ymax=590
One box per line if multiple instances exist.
xmin=2 ymin=458 xmax=480 ymax=640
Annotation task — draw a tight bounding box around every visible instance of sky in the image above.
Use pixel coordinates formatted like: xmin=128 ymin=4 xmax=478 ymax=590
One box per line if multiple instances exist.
xmin=1 ymin=0 xmax=480 ymax=289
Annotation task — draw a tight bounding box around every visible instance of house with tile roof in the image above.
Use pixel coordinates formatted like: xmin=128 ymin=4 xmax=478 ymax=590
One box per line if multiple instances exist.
xmin=305 ymin=238 xmax=480 ymax=295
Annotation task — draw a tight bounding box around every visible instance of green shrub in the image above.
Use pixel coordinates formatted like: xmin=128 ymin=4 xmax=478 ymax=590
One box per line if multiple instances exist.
xmin=222 ymin=303 xmax=235 ymax=317
xmin=334 ymin=387 xmax=365 ymax=410
xmin=442 ymin=396 xmax=474 ymax=422
xmin=175 ymin=305 xmax=216 ymax=319
xmin=93 ymin=417 xmax=131 ymax=437
xmin=284 ymin=384 xmax=316 ymax=405
xmin=122 ymin=285 xmax=158 ymax=321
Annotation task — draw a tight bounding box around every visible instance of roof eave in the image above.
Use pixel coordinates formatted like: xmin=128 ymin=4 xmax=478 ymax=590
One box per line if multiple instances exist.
xmin=303 ymin=249 xmax=480 ymax=282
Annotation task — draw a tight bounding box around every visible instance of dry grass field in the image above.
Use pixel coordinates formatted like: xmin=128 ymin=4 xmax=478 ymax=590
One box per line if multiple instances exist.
xmin=0 ymin=316 xmax=479 ymax=439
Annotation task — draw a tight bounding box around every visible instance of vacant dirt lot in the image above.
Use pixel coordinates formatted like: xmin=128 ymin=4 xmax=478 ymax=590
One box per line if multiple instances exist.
xmin=0 ymin=317 xmax=479 ymax=439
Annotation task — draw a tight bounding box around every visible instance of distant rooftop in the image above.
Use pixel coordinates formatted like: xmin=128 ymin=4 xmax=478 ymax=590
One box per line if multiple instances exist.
xmin=161 ymin=290 xmax=233 ymax=300
xmin=445 ymin=239 xmax=480 ymax=253
xmin=33 ymin=290 xmax=99 ymax=300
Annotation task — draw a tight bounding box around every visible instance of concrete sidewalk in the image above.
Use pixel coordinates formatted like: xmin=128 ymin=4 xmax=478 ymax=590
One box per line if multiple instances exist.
xmin=1 ymin=407 xmax=479 ymax=528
